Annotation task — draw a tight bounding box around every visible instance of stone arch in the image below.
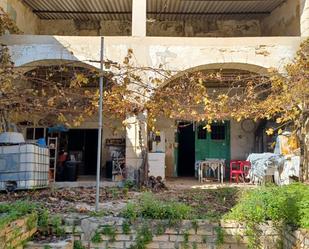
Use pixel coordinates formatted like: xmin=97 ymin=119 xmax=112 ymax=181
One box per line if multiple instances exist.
xmin=16 ymin=59 xmax=99 ymax=74
xmin=161 ymin=62 xmax=269 ymax=88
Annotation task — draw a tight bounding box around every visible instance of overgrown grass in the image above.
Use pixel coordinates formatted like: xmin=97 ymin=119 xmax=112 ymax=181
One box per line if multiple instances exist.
xmin=121 ymin=192 xmax=194 ymax=220
xmin=0 ymin=201 xmax=38 ymax=229
xmin=158 ymin=187 xmax=239 ymax=221
xmin=225 ymin=183 xmax=309 ymax=248
xmin=226 ymin=183 xmax=309 ymax=229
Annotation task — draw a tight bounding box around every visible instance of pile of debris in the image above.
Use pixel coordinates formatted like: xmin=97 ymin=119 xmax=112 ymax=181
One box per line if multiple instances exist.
xmin=147 ymin=176 xmax=168 ymax=192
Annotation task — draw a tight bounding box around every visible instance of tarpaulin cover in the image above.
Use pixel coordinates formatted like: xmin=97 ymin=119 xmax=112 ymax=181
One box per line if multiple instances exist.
xmin=247 ymin=153 xmax=300 ymax=185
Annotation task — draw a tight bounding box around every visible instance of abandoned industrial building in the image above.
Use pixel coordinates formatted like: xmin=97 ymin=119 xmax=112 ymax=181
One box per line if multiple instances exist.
xmin=0 ymin=0 xmax=309 ymax=188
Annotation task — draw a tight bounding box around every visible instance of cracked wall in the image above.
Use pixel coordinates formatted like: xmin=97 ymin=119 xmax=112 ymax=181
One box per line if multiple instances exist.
xmin=0 ymin=0 xmax=40 ymax=34
xmin=261 ymin=0 xmax=301 ymax=36
xmin=38 ymin=19 xmax=261 ymax=37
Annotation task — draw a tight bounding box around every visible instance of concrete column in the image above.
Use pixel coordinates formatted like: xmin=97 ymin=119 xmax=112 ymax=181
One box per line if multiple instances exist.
xmin=132 ymin=0 xmax=147 ymax=37
xmin=125 ymin=113 xmax=147 ymax=179
xmin=301 ymin=0 xmax=309 ymax=36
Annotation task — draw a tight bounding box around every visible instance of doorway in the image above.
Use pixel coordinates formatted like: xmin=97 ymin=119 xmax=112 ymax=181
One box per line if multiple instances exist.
xmin=176 ymin=122 xmax=230 ymax=177
xmin=67 ymin=129 xmax=98 ymax=176
xmin=177 ymin=123 xmax=195 ymax=177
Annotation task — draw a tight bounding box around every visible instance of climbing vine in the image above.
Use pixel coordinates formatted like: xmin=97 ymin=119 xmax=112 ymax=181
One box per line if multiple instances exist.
xmin=1 ymin=5 xmax=309 ymax=177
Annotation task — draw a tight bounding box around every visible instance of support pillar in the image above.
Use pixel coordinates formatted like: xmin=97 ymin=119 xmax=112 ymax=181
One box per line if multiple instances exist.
xmin=301 ymin=0 xmax=309 ymax=36
xmin=132 ymin=0 xmax=147 ymax=37
xmin=125 ymin=113 xmax=147 ymax=180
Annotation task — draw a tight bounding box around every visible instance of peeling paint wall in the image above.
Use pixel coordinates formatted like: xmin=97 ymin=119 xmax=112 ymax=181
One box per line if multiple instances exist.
xmin=38 ymin=19 xmax=261 ymax=37
xmin=261 ymin=0 xmax=300 ymax=36
xmin=148 ymin=19 xmax=261 ymax=37
xmin=38 ymin=20 xmax=132 ymax=36
xmin=1 ymin=0 xmax=39 ymax=34
xmin=4 ymin=0 xmax=303 ymax=37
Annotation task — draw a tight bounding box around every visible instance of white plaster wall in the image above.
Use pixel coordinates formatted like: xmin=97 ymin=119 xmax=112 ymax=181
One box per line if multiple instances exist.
xmin=154 ymin=118 xmax=176 ymax=177
xmin=0 ymin=35 xmax=302 ymax=74
xmin=230 ymin=120 xmax=255 ymax=160
xmin=261 ymin=0 xmax=300 ymax=36
xmin=301 ymin=0 xmax=309 ymax=36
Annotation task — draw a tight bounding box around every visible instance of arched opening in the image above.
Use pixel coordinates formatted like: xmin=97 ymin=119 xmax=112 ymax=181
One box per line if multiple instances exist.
xmin=14 ymin=60 xmax=125 ymax=182
xmin=149 ymin=63 xmax=272 ymax=179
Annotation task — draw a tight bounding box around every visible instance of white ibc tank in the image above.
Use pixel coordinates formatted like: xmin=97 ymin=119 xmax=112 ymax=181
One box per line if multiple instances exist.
xmin=0 ymin=143 xmax=49 ymax=190
xmin=0 ymin=132 xmax=25 ymax=144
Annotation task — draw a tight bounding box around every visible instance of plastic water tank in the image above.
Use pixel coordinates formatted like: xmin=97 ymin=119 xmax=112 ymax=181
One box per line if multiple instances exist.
xmin=0 ymin=132 xmax=25 ymax=144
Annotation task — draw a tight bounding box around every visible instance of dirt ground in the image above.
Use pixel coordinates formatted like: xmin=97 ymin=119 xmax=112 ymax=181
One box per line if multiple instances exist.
xmin=0 ymin=177 xmax=253 ymax=217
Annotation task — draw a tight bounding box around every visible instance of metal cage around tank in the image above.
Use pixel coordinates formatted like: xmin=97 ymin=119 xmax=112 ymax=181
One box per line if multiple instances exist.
xmin=0 ymin=143 xmax=49 ymax=191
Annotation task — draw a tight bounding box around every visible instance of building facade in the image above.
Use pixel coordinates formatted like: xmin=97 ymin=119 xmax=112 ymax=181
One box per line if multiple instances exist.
xmin=1 ymin=0 xmax=308 ymax=180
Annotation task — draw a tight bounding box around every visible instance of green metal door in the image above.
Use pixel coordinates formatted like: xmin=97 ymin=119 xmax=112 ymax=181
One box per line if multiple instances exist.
xmin=195 ymin=122 xmax=230 ymax=161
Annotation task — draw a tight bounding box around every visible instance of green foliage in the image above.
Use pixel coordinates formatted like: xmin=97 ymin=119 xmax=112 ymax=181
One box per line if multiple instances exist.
xmin=37 ymin=209 xmax=49 ymax=229
xmin=155 ymin=222 xmax=166 ymax=235
xmin=121 ymin=192 xmax=193 ymax=221
xmin=215 ymin=226 xmax=224 ymax=246
xmin=129 ymin=223 xmax=153 ymax=249
xmin=202 ymin=235 xmax=208 ymax=244
xmin=122 ymin=187 xmax=129 ymax=197
xmin=51 ymin=215 xmax=65 ymax=237
xmin=44 ymin=246 xmax=52 ymax=249
xmin=73 ymin=241 xmax=85 ymax=249
xmin=192 ymin=241 xmax=197 ymax=249
xmin=122 ymin=220 xmax=131 ymax=234
xmin=227 ymin=183 xmax=309 ymax=228
xmin=123 ymin=180 xmax=135 ymax=189
xmin=226 ymin=183 xmax=309 ymax=248
xmin=191 ymin=220 xmax=198 ymax=233
xmin=89 ymin=210 xmax=106 ymax=217
xmin=91 ymin=230 xmax=103 ymax=244
xmin=101 ymin=224 xmax=116 ymax=242
xmin=26 ymin=213 xmax=38 ymax=230
xmin=163 ymin=187 xmax=239 ymax=221
xmin=182 ymin=231 xmax=189 ymax=249
xmin=0 ymin=201 xmax=38 ymax=229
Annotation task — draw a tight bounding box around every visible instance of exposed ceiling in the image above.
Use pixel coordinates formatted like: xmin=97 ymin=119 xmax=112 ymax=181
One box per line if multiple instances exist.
xmin=22 ymin=0 xmax=287 ymax=21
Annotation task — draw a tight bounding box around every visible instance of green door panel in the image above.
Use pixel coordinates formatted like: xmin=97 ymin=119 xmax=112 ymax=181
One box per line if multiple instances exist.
xmin=195 ymin=122 xmax=230 ymax=162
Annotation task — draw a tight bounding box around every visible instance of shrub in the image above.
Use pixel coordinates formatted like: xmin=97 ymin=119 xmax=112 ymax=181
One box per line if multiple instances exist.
xmin=225 ymin=183 xmax=309 ymax=248
xmin=121 ymin=192 xmax=193 ymax=220
xmin=226 ymin=183 xmax=309 ymax=228
xmin=0 ymin=201 xmax=38 ymax=229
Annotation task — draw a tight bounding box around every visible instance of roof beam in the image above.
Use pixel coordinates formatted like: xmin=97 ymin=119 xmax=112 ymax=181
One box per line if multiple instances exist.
xmin=33 ymin=10 xmax=270 ymax=15
xmin=181 ymin=0 xmax=270 ymax=1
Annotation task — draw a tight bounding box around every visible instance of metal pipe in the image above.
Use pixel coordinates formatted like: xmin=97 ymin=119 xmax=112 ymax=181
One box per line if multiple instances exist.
xmin=95 ymin=36 xmax=104 ymax=212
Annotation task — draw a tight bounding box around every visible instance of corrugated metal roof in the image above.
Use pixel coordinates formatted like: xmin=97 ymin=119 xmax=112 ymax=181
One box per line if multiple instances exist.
xmin=23 ymin=0 xmax=132 ymax=20
xmin=23 ymin=0 xmax=287 ymax=21
xmin=147 ymin=0 xmax=287 ymax=20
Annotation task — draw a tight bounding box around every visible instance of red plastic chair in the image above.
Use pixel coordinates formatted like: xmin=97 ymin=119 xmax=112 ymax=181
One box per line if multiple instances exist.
xmin=230 ymin=160 xmax=243 ymax=183
xmin=240 ymin=161 xmax=251 ymax=181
